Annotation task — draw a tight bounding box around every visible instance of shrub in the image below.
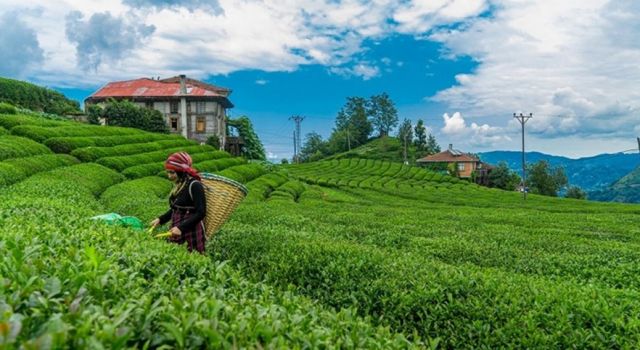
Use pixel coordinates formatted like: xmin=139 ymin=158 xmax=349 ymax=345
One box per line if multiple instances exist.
xmin=71 ymin=139 xmax=198 ymax=162
xmin=206 ymin=135 xmax=220 ymax=149
xmin=0 ymin=135 xmax=52 ymax=161
xmin=11 ymin=125 xmax=144 ymax=143
xmin=0 ymin=154 xmax=79 ymax=187
xmin=0 ymin=102 xmax=17 ymax=114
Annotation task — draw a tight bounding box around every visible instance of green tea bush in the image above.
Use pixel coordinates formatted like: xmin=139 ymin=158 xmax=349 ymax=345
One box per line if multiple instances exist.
xmin=0 ymin=102 xmax=17 ymax=114
xmin=194 ymin=156 xmax=243 ymax=173
xmin=0 ymin=154 xmax=79 ymax=187
xmin=245 ymin=172 xmax=289 ymax=201
xmin=217 ymin=163 xmax=267 ymax=183
xmin=0 ymin=126 xmax=7 ymax=135
xmin=45 ymin=134 xmax=180 ymax=153
xmin=0 ymin=135 xmax=52 ymax=161
xmin=97 ymin=145 xmax=218 ymax=171
xmin=11 ymin=125 xmax=144 ymax=142
xmin=100 ymin=176 xmax=173 ymax=222
xmin=71 ymin=139 xmax=199 ymax=162
xmin=0 ymin=113 xmax=69 ymax=128
xmin=123 ymin=152 xmax=227 ymax=179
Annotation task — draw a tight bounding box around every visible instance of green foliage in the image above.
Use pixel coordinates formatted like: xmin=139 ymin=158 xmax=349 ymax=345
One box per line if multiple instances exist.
xmin=413 ymin=119 xmax=427 ymax=151
xmin=123 ymin=152 xmax=230 ymax=179
xmin=300 ymin=132 xmax=329 ymax=162
xmin=335 ymin=96 xmax=372 ymax=147
xmin=565 ymin=186 xmax=587 ymax=199
xmin=527 ymin=160 xmax=568 ymax=196
xmin=397 ymin=119 xmax=413 ymax=163
xmin=100 ymin=99 xmax=170 ymax=134
xmin=281 ymin=158 xmax=289 ymax=164
xmin=205 ymin=135 xmax=221 ymax=149
xmin=0 ymin=154 xmax=79 ymax=187
xmin=217 ymin=163 xmax=268 ymax=183
xmin=194 ymin=157 xmax=244 ymax=173
xmin=86 ymin=104 xmax=103 ymax=125
xmin=0 ymin=102 xmax=17 ymax=114
xmin=100 ymin=176 xmax=173 ymax=222
xmin=0 ymin=135 xmax=52 ymax=161
xmin=97 ymin=145 xmax=218 ymax=171
xmin=45 ymin=134 xmax=181 ymax=153
xmin=11 ymin=124 xmax=144 ymax=143
xmin=0 ymin=127 xmax=7 ymax=135
xmin=70 ymin=139 xmax=198 ymax=162
xmin=0 ymin=77 xmax=81 ymax=115
xmin=487 ymin=161 xmax=521 ymax=190
xmin=227 ymin=116 xmax=266 ymax=160
xmin=0 ymin=113 xmax=70 ymax=129
xmin=368 ymin=93 xmax=398 ymax=137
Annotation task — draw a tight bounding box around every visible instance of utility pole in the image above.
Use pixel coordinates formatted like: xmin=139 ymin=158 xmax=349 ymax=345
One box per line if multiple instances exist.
xmin=513 ymin=113 xmax=533 ymax=200
xmin=289 ymin=115 xmax=305 ymax=163
xmin=292 ymin=130 xmax=297 ymax=163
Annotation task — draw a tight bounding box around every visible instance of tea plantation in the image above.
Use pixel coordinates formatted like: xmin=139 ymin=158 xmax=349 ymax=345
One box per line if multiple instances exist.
xmin=1 ymin=112 xmax=640 ymax=348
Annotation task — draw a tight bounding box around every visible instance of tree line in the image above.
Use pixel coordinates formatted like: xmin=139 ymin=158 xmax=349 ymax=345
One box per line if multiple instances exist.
xmin=0 ymin=77 xmax=81 ymax=115
xmin=298 ymin=93 xmax=440 ymax=163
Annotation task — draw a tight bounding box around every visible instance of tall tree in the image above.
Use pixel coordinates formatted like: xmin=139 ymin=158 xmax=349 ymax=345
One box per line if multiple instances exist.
xmin=414 ymin=119 xmax=427 ymax=151
xmin=425 ymin=133 xmax=441 ymax=155
xmin=300 ymin=132 xmax=328 ymax=162
xmin=397 ymin=118 xmax=413 ymax=164
xmin=334 ymin=97 xmax=371 ymax=148
xmin=227 ymin=116 xmax=266 ymax=160
xmin=487 ymin=162 xmax=521 ymax=190
xmin=368 ymin=93 xmax=398 ymax=137
xmin=102 ymin=99 xmax=169 ymax=133
xmin=527 ymin=160 xmax=568 ymax=196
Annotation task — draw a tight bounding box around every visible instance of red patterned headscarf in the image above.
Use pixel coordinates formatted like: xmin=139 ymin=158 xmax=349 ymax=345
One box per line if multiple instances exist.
xmin=164 ymin=152 xmax=201 ymax=180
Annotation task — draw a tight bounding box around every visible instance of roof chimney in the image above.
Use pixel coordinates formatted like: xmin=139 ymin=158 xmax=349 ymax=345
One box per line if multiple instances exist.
xmin=179 ymin=74 xmax=187 ymax=94
xmin=448 ymin=143 xmax=453 ymax=151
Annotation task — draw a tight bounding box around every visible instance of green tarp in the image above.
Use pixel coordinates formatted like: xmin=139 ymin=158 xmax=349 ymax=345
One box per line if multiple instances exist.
xmin=90 ymin=213 xmax=144 ymax=230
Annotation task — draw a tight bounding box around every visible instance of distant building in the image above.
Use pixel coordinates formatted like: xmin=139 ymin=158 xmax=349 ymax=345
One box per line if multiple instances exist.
xmin=416 ymin=144 xmax=492 ymax=183
xmin=84 ymin=75 xmax=234 ymax=148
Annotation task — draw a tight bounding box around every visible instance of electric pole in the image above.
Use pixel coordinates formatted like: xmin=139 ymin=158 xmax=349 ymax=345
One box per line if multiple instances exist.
xmin=289 ymin=115 xmax=305 ymax=163
xmin=514 ymin=113 xmax=532 ymax=200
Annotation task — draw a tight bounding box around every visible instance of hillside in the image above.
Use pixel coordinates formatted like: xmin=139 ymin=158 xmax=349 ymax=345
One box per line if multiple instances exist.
xmin=325 ymin=136 xmax=422 ymax=163
xmin=589 ymin=166 xmax=640 ymax=203
xmin=2 ymin=112 xmax=640 ymax=347
xmin=479 ymin=150 xmax=640 ymax=193
xmin=0 ymin=77 xmax=81 ymax=115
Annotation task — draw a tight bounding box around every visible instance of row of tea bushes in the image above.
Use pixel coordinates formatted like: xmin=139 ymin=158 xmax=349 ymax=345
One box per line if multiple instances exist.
xmin=100 ymin=176 xmax=173 ymax=223
xmin=0 ymin=135 xmax=52 ymax=161
xmin=244 ymin=173 xmax=289 ymax=202
xmin=268 ymin=180 xmax=306 ymax=202
xmin=44 ymin=134 xmax=184 ymax=154
xmin=11 ymin=125 xmax=144 ymax=143
xmin=70 ymin=139 xmax=199 ymax=162
xmin=122 ymin=152 xmax=232 ymax=179
xmin=0 ymin=113 xmax=70 ymax=129
xmin=96 ymin=145 xmax=221 ymax=172
xmin=0 ymin=154 xmax=79 ymax=187
xmin=217 ymin=163 xmax=268 ymax=184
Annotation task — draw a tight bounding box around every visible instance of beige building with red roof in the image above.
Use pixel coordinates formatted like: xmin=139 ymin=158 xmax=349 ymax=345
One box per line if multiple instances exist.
xmin=85 ymin=75 xmax=233 ymax=146
xmin=416 ymin=144 xmax=490 ymax=180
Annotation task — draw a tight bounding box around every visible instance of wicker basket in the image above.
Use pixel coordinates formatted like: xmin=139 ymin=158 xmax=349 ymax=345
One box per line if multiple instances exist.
xmin=200 ymin=172 xmax=248 ymax=238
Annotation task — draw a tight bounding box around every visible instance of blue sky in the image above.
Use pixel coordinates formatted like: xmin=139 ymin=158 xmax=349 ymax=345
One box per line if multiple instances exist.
xmin=1 ymin=0 xmax=639 ymax=161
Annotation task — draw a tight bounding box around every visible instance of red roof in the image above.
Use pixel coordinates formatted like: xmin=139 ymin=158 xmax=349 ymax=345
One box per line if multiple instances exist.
xmin=88 ymin=78 xmax=225 ymax=98
xmin=416 ymin=150 xmax=480 ymax=163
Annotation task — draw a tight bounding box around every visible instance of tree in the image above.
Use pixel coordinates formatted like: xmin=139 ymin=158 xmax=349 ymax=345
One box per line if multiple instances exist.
xmin=335 ymin=97 xmax=372 ymax=148
xmin=280 ymin=158 xmax=289 ymax=164
xmin=414 ymin=119 xmax=427 ymax=151
xmin=206 ymin=135 xmax=220 ymax=149
xmin=227 ymin=116 xmax=266 ymax=160
xmin=425 ymin=133 xmax=441 ymax=155
xmin=102 ymin=99 xmax=169 ymax=133
xmin=368 ymin=93 xmax=398 ymax=137
xmin=527 ymin=160 xmax=568 ymax=196
xmin=565 ymin=186 xmax=587 ymax=200
xmin=300 ymin=132 xmax=329 ymax=162
xmin=397 ymin=118 xmax=413 ymax=164
xmin=86 ymin=104 xmax=103 ymax=125
xmin=487 ymin=162 xmax=521 ymax=190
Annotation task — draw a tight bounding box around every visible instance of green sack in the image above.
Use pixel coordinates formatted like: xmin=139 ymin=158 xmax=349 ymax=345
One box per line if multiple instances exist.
xmin=91 ymin=213 xmax=145 ymax=231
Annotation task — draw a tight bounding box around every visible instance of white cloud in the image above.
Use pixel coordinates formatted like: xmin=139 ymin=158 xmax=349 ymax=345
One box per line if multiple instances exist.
xmin=255 ymin=79 xmax=268 ymax=85
xmin=430 ymin=0 xmax=640 ymax=141
xmin=266 ymin=151 xmax=279 ymax=160
xmin=0 ymin=0 xmax=487 ymax=86
xmin=441 ymin=112 xmax=510 ymax=147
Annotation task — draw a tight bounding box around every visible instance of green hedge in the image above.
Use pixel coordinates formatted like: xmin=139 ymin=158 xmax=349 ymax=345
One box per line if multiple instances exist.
xmin=97 ymin=145 xmax=220 ymax=172
xmin=194 ymin=157 xmax=244 ymax=172
xmin=100 ymin=176 xmax=173 ymax=223
xmin=0 ymin=135 xmax=52 ymax=161
xmin=11 ymin=125 xmax=144 ymax=143
xmin=217 ymin=163 xmax=267 ymax=184
xmin=0 ymin=113 xmax=69 ymax=129
xmin=245 ymin=173 xmax=289 ymax=201
xmin=122 ymin=151 xmax=229 ymax=179
xmin=45 ymin=134 xmax=183 ymax=153
xmin=0 ymin=154 xmax=79 ymax=187
xmin=0 ymin=103 xmax=17 ymax=114
xmin=71 ymin=139 xmax=199 ymax=162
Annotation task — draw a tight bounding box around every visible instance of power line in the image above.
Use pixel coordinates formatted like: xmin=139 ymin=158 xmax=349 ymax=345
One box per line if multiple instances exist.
xmin=289 ymin=115 xmax=305 ymax=163
xmin=514 ymin=112 xmax=532 ymax=200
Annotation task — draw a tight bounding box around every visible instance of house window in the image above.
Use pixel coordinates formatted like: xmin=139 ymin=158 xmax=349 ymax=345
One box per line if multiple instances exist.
xmin=458 ymin=163 xmax=465 ymax=171
xmin=145 ymin=101 xmax=154 ymax=109
xmin=170 ymin=118 xmax=178 ymax=131
xmin=170 ymin=101 xmax=179 ymax=114
xmin=196 ymin=101 xmax=206 ymax=113
xmin=186 ymin=102 xmax=191 ymax=113
xmin=196 ymin=117 xmax=206 ymax=133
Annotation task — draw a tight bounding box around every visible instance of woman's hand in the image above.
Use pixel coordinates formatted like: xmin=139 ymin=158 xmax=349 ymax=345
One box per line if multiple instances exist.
xmin=149 ymin=218 xmax=160 ymax=229
xmin=169 ymin=226 xmax=182 ymax=238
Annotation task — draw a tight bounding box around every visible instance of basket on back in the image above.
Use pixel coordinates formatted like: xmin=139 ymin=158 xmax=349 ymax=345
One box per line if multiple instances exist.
xmin=200 ymin=173 xmax=248 ymax=238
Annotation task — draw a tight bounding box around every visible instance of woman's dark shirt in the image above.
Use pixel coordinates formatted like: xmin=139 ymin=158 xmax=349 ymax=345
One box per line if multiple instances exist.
xmin=158 ymin=178 xmax=206 ymax=232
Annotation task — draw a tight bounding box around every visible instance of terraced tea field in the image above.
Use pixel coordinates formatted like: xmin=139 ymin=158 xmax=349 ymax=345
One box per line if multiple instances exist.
xmin=1 ymin=112 xmax=640 ymax=348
